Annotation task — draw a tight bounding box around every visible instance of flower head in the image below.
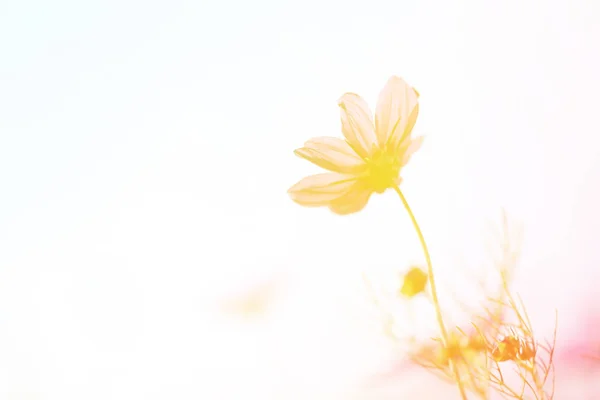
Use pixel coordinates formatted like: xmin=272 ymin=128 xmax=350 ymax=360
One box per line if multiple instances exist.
xmin=288 ymin=76 xmax=423 ymax=214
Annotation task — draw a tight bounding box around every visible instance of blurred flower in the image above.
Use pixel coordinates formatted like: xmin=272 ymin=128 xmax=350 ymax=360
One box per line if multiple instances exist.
xmin=413 ymin=328 xmax=488 ymax=371
xmin=406 ymin=327 xmax=491 ymax=397
xmin=220 ymin=275 xmax=283 ymax=319
xmin=399 ymin=266 xmax=428 ymax=298
xmin=362 ymin=327 xmax=489 ymax=395
xmin=491 ymin=327 xmax=536 ymax=362
xmin=288 ymin=76 xmax=423 ymax=215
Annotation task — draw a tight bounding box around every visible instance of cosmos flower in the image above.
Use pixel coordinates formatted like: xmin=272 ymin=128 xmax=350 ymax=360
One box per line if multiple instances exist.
xmin=288 ymin=76 xmax=423 ymax=215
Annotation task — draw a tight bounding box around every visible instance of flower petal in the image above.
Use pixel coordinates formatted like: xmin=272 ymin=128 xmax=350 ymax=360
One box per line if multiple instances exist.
xmin=375 ymin=76 xmax=420 ymax=149
xmin=400 ymin=136 xmax=424 ymax=167
xmin=328 ymin=181 xmax=373 ymax=215
xmin=338 ymin=93 xmax=377 ymax=159
xmin=294 ymin=137 xmax=366 ymax=174
xmin=288 ymin=173 xmax=357 ymax=207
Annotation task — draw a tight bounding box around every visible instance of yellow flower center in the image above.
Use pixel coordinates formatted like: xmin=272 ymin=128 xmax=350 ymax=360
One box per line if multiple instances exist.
xmin=364 ymin=148 xmax=401 ymax=193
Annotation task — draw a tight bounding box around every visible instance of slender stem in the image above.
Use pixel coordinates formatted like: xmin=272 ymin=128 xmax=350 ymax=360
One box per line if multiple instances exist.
xmin=393 ymin=185 xmax=469 ymax=400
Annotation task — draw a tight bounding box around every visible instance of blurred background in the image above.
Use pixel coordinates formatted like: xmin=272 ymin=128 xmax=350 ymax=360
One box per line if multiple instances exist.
xmin=1 ymin=0 xmax=599 ymax=398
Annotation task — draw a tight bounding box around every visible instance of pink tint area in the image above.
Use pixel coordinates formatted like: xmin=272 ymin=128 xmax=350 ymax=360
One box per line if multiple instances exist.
xmin=554 ymin=295 xmax=600 ymax=383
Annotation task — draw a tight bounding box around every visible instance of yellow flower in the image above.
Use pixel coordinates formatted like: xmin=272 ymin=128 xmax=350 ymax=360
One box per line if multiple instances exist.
xmin=288 ymin=76 xmax=423 ymax=215
xmin=399 ymin=266 xmax=428 ymax=298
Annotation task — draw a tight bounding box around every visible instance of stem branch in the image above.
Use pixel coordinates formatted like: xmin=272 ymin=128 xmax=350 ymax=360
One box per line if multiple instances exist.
xmin=393 ymin=186 xmax=469 ymax=400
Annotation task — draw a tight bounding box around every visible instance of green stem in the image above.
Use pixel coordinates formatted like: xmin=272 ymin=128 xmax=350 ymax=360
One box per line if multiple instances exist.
xmin=393 ymin=185 xmax=469 ymax=400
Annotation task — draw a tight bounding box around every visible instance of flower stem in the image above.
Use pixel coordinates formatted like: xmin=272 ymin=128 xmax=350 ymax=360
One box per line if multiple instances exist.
xmin=393 ymin=185 xmax=469 ymax=400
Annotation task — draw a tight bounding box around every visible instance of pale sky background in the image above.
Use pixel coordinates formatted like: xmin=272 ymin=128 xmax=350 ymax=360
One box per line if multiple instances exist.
xmin=1 ymin=0 xmax=600 ymax=398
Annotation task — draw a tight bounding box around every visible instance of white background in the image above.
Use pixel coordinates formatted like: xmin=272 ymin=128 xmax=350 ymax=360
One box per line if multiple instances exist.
xmin=1 ymin=0 xmax=600 ymax=398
